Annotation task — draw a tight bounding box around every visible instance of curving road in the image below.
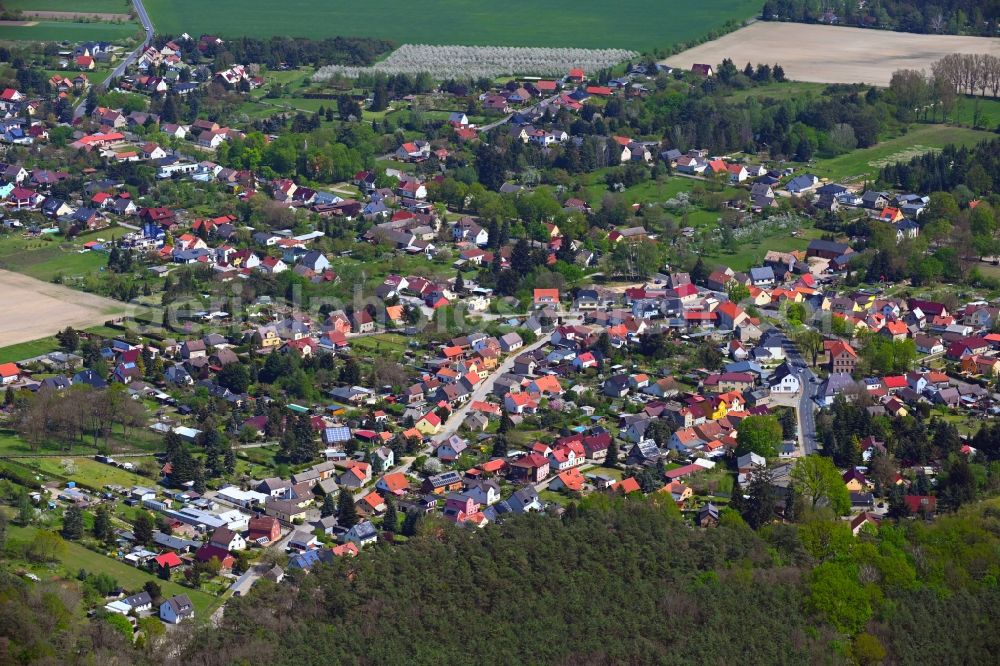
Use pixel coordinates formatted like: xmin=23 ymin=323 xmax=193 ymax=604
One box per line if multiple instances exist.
xmin=74 ymin=0 xmax=154 ymax=118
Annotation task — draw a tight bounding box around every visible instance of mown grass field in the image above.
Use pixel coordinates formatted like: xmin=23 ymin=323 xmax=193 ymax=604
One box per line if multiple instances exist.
xmin=811 ymin=124 xmax=995 ymax=182
xmin=0 ymin=20 xmax=139 ymax=43
xmin=145 ymin=0 xmax=759 ymax=50
xmin=0 ymin=228 xmax=130 ymax=282
xmin=12 ymin=456 xmax=156 ymax=490
xmin=0 ymin=336 xmax=60 ymax=364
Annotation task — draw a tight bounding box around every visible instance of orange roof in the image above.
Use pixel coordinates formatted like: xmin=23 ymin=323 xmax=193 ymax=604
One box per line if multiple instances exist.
xmin=361 ymin=492 xmax=385 ymax=510
xmin=532 ymin=374 xmax=562 ymax=394
xmin=618 ymin=477 xmax=641 ymax=494
xmin=420 ymin=411 xmax=441 ymax=426
xmin=555 ymin=468 xmax=585 ymax=491
xmin=0 ymin=362 xmax=19 ymax=378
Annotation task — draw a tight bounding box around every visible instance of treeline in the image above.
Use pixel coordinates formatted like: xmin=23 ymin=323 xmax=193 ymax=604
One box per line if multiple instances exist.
xmin=177 ymin=494 xmax=1000 ymax=665
xmin=763 ymin=0 xmax=1000 ymax=35
xmin=161 ymin=35 xmax=395 ymax=68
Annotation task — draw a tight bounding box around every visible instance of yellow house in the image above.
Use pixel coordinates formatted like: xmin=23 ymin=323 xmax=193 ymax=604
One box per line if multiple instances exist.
xmin=256 ymin=326 xmax=281 ymax=349
xmin=843 ymin=469 xmax=867 ymax=493
xmin=415 ymin=411 xmax=442 ymax=436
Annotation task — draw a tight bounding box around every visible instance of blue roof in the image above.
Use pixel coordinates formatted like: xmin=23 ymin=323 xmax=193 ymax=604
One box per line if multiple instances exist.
xmin=287 ymin=549 xmax=332 ymax=570
xmin=323 ymin=426 xmax=351 ymax=442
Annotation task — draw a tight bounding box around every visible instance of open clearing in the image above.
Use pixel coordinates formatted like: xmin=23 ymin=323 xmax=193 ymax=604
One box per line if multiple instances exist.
xmin=811 ymin=124 xmax=994 ymax=181
xmin=145 ymin=0 xmax=758 ymax=50
xmin=665 ymin=22 xmax=1000 ymax=86
xmin=0 ymin=269 xmax=126 ymax=347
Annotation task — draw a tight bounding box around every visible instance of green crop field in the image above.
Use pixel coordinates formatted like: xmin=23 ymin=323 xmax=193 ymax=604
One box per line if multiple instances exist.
xmin=812 ymin=124 xmax=995 ymax=182
xmin=0 ymin=20 xmax=140 ymax=43
xmin=145 ymin=0 xmax=759 ymax=50
xmin=5 ymin=0 xmax=133 ymax=13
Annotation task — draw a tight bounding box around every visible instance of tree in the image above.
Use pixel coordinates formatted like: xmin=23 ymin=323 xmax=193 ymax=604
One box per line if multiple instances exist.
xmin=735 ymin=414 xmax=782 ymax=458
xmin=93 ymin=505 xmax=114 ymax=544
xmin=143 ymin=580 xmax=162 ymax=603
xmin=453 ymin=271 xmax=466 ymax=295
xmin=604 ymin=438 xmax=619 ymax=468
xmin=217 ymin=363 xmax=251 ymax=393
xmin=61 ymin=505 xmax=83 ymax=540
xmin=340 ymin=358 xmax=361 ymax=385
xmin=741 ymin=467 xmax=777 ymax=529
xmin=337 ymin=490 xmax=358 ymax=528
xmin=491 ymin=434 xmax=508 ymax=458
xmin=17 ymin=491 xmax=33 ymax=526
xmin=321 ymin=493 xmax=337 ymax=518
xmin=56 ymin=326 xmax=79 ymax=352
xmin=134 ymin=511 xmax=154 ymax=546
xmin=382 ymin=497 xmax=398 ymax=533
xmin=791 ymin=456 xmax=851 ymax=515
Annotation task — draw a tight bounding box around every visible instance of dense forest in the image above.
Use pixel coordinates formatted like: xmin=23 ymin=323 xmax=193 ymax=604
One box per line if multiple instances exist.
xmin=763 ymin=0 xmax=1000 ymax=35
xmin=879 ymin=138 xmax=1000 ymax=194
xmin=170 ymin=495 xmax=1000 ymax=666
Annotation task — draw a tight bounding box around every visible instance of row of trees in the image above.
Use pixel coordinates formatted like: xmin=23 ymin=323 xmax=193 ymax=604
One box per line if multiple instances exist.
xmin=932 ymin=52 xmax=1000 ymax=98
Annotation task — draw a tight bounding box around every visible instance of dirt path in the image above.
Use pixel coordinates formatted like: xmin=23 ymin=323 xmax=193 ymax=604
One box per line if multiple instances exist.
xmin=0 ymin=269 xmax=128 ymax=347
xmin=663 ymin=23 xmax=1000 ymax=87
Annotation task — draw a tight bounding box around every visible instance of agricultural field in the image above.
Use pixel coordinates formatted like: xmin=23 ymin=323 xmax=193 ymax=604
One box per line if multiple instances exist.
xmin=0 ymin=19 xmax=139 ymax=43
xmin=144 ymin=0 xmax=760 ymax=50
xmin=811 ymin=124 xmax=995 ymax=182
xmin=4 ymin=0 xmax=133 ymax=13
xmin=665 ymin=22 xmax=1000 ymax=87
xmin=0 ymin=269 xmax=126 ymax=348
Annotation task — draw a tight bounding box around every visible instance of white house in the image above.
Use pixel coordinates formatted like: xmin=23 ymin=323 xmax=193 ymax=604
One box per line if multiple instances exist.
xmin=768 ymin=363 xmax=801 ymax=394
xmin=160 ymin=594 xmax=195 ymax=623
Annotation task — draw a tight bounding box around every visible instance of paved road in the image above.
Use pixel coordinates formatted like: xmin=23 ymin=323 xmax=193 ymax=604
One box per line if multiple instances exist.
xmin=477 ymin=93 xmax=562 ymax=132
xmin=74 ymin=0 xmax=154 ymax=118
xmin=430 ymin=331 xmax=554 ymax=448
xmin=776 ymin=332 xmax=820 ymax=454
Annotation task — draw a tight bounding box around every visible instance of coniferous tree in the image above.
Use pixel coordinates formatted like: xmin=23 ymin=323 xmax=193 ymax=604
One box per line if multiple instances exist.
xmin=337 ymin=490 xmax=358 ymax=528
xmin=61 ymin=505 xmax=83 ymax=540
xmin=134 ymin=511 xmax=154 ymax=545
xmin=321 ymin=493 xmax=336 ymax=518
xmin=382 ymin=498 xmax=398 ymax=533
xmin=93 ymin=505 xmax=114 ymax=544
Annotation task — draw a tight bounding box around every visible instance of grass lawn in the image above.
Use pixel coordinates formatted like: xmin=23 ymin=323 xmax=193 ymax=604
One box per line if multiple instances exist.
xmin=6 ymin=525 xmax=219 ymax=617
xmin=701 ymin=225 xmax=822 ymax=272
xmin=0 ymin=336 xmax=60 ymax=363
xmin=12 ymin=456 xmax=156 ymax=489
xmin=349 ymin=333 xmax=409 ymax=355
xmin=145 ymin=0 xmax=759 ymax=50
xmin=0 ymin=20 xmax=140 ymax=43
xmin=0 ymin=227 xmax=131 ymax=283
xmin=811 ymin=124 xmax=995 ymax=182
